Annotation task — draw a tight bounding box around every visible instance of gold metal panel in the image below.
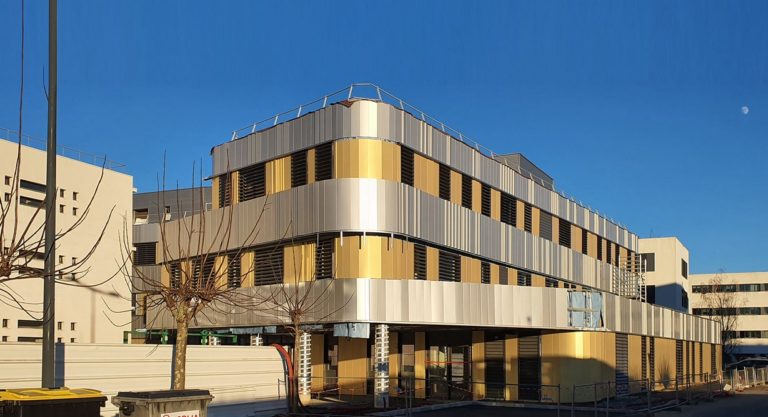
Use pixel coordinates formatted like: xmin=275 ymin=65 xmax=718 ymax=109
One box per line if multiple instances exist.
xmin=531 ymin=207 xmax=541 ymax=236
xmin=571 ymin=225 xmax=583 ymax=253
xmin=333 ymin=235 xmax=412 ymax=279
xmin=415 ymin=331 xmax=426 ymax=398
xmin=338 ymin=337 xmax=367 ymax=395
xmin=230 ymin=171 xmax=240 ymax=205
xmin=508 ymin=268 xmax=518 ymax=286
xmin=628 ymin=335 xmax=642 ymax=391
xmin=515 ymin=200 xmax=525 ymax=231
xmin=490 ymin=264 xmax=500 ymax=285
xmin=160 ymin=266 xmax=170 ymax=288
xmin=426 ymin=246 xmax=439 ymax=281
xmin=490 ymin=189 xmax=501 ymax=221
xmin=504 ymin=334 xmax=518 ymax=401
xmin=552 ymin=216 xmax=560 ymax=244
xmin=240 ymin=252 xmax=254 ymax=288
xmin=333 ymin=139 xmax=401 ymax=182
xmin=450 ymin=170 xmax=462 ymax=206
xmin=211 ymin=176 xmax=220 ymax=209
xmin=587 ymin=232 xmax=598 ymax=258
xmin=307 ymin=148 xmax=316 ymax=184
xmin=284 ymin=242 xmax=316 ymax=283
xmin=266 ymin=155 xmax=291 ymax=195
xmin=215 ymin=255 xmax=227 ymax=289
xmin=311 ymin=333 xmax=325 ymax=391
xmin=471 ymin=179 xmax=481 ymax=213
xmin=461 ymin=256 xmax=481 ymax=283
xmin=532 ymin=274 xmax=545 ymax=287
xmin=414 ymin=154 xmax=439 ymax=197
xmin=471 ymin=330 xmax=485 ymax=400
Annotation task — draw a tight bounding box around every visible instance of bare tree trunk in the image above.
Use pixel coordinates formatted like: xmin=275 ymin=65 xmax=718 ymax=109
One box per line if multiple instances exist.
xmin=291 ymin=328 xmax=300 ymax=412
xmin=173 ymin=317 xmax=189 ymax=390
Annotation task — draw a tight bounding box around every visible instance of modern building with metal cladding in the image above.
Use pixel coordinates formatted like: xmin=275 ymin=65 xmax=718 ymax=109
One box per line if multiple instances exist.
xmin=138 ymin=85 xmax=721 ymax=403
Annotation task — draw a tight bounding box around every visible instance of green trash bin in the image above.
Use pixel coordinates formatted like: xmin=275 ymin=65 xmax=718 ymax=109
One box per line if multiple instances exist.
xmin=0 ymin=387 xmax=106 ymax=417
xmin=111 ymin=390 xmax=214 ymax=417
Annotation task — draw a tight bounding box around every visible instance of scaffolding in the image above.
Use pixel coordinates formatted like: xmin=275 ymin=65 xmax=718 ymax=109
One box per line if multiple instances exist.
xmin=612 ymin=253 xmax=647 ymax=302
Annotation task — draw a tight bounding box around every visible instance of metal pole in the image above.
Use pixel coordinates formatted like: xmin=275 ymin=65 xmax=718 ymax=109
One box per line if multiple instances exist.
xmin=41 ymin=0 xmax=58 ymax=389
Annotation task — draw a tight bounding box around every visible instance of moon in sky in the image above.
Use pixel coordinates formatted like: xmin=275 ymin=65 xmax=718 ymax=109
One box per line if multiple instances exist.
xmin=741 ymin=106 xmax=750 ymax=115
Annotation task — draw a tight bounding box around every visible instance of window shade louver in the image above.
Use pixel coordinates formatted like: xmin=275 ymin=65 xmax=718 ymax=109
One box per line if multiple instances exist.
xmin=254 ymin=245 xmax=283 ymax=285
xmin=239 ymin=163 xmax=266 ymax=202
xmin=401 ymin=147 xmax=414 ymax=186
xmin=315 ymin=142 xmax=333 ymax=182
xmin=291 ymin=150 xmax=308 ymax=188
xmin=439 ymin=165 xmax=451 ymax=200
xmin=414 ymin=244 xmax=427 ymax=280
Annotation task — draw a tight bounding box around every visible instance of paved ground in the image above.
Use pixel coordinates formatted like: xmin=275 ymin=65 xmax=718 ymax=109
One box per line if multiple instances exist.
xmin=656 ymin=385 xmax=768 ymax=417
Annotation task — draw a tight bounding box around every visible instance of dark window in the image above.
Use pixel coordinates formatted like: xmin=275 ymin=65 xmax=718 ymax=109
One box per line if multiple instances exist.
xmin=681 ymin=259 xmax=688 ymax=279
xmin=315 ymin=236 xmax=335 ymax=280
xmin=18 ymin=336 xmax=42 ymax=343
xmin=438 ymin=250 xmax=460 ymax=282
xmin=315 ymin=142 xmax=333 ymax=182
xmin=414 ymin=244 xmax=427 ymax=280
xmin=169 ymin=262 xmax=181 ymax=289
xmin=291 ymin=150 xmax=308 ymax=188
xmin=19 ymin=196 xmax=44 ymax=208
xmin=517 ymin=271 xmax=532 ymax=286
xmin=239 ymin=163 xmax=266 ymax=202
xmin=227 ymin=253 xmax=241 ymax=288
xmin=134 ymin=242 xmax=156 ymax=266
xmin=646 ymin=285 xmax=656 ymax=304
xmin=17 ymin=320 xmax=43 ymax=328
xmin=500 ymin=193 xmax=516 ymax=227
xmin=641 ymin=253 xmax=655 ymax=272
xmin=675 ymin=340 xmax=683 ymax=384
xmin=481 ymin=262 xmax=491 ymax=284
xmin=461 ymin=175 xmax=472 ymax=209
xmin=682 ymin=289 xmax=689 ymax=309
xmin=545 ymin=278 xmax=559 ymax=288
xmin=401 ymin=147 xmax=414 ymax=187
xmin=438 ymin=165 xmax=451 ymax=200
xmin=524 ymin=203 xmax=533 ymax=233
xmin=192 ymin=256 xmax=216 ymax=288
xmin=218 ymin=173 xmax=232 ymax=208
xmin=20 ymin=180 xmax=46 ymax=193
xmin=558 ymin=220 xmax=571 ymax=248
xmin=499 ymin=267 xmax=508 ymax=285
xmin=254 ymin=245 xmax=283 ymax=285
xmin=481 ymin=184 xmax=491 ymax=217
xmin=615 ymin=244 xmax=621 ymax=266
xmin=606 ymin=241 xmax=613 ymax=264
xmin=597 ymin=236 xmax=603 ymax=261
xmin=582 ymin=230 xmax=588 ymax=255
xmin=539 ymin=212 xmax=552 ymax=241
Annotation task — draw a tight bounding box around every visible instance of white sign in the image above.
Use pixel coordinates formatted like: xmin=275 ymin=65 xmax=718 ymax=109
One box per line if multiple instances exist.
xmin=160 ymin=411 xmax=200 ymax=417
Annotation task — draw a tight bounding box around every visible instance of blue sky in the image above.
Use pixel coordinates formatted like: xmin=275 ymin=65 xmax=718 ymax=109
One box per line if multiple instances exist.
xmin=1 ymin=1 xmax=766 ymax=274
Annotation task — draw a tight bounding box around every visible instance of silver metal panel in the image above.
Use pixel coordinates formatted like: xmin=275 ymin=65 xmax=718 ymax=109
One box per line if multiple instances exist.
xmin=133 ymin=223 xmax=160 ymax=244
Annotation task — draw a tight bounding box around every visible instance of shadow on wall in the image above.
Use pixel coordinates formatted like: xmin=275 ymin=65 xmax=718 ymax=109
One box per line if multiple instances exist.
xmin=646 ymin=283 xmax=689 ymax=313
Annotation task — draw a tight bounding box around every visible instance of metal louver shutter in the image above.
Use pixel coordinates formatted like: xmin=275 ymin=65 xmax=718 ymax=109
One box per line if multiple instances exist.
xmin=227 ymin=253 xmax=241 ymax=288
xmin=676 ymin=340 xmax=684 ymax=384
xmin=218 ymin=173 xmax=232 ymax=208
xmin=401 ymin=147 xmax=414 ymax=186
xmin=481 ymin=262 xmax=491 ymax=284
xmin=582 ymin=230 xmax=588 ymax=255
xmin=254 ymin=245 xmax=283 ymax=285
xmin=650 ymin=337 xmax=656 ymax=384
xmin=461 ymin=175 xmax=472 ymax=209
xmin=438 ymin=250 xmax=460 ymax=282
xmin=499 ymin=267 xmax=508 ymax=285
xmin=170 ymin=262 xmax=181 ymax=289
xmin=315 ymin=142 xmax=333 ymax=182
xmin=524 ymin=204 xmax=533 ymax=233
xmin=559 ymin=220 xmax=571 ymax=248
xmin=439 ymin=165 xmax=451 ymax=200
xmin=641 ymin=336 xmax=647 ymax=390
xmin=616 ymin=333 xmax=629 ymax=396
xmin=518 ymin=335 xmax=541 ymax=401
xmin=315 ymin=236 xmax=334 ymax=280
xmin=291 ymin=150 xmax=307 ymax=188
xmin=518 ymin=271 xmax=532 ymax=286
xmin=239 ymin=163 xmax=266 ymax=202
xmin=414 ymin=244 xmax=427 ymax=280
xmin=134 ymin=242 xmax=156 ymax=265
xmin=485 ymin=338 xmax=505 ymax=400
xmin=481 ymin=184 xmax=491 ymax=217
xmin=501 ymin=193 xmax=516 ymax=226
xmin=539 ymin=212 xmax=552 ymax=241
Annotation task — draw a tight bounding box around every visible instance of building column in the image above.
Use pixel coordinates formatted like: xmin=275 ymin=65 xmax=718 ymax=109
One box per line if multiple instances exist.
xmin=374 ymin=324 xmax=390 ymax=408
xmin=298 ymin=332 xmax=312 ymax=398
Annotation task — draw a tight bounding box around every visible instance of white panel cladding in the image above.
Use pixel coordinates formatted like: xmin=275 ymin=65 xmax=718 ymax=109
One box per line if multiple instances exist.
xmin=145 ymin=280 xmax=720 ymax=345
xmin=212 ymin=101 xmax=637 ymax=250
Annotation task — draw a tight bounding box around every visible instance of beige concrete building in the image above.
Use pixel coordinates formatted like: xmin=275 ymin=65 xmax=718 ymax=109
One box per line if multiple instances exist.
xmin=638 ymin=237 xmax=691 ymax=313
xmin=0 ymin=135 xmax=133 ymax=344
xmin=692 ymin=272 xmax=768 ymax=359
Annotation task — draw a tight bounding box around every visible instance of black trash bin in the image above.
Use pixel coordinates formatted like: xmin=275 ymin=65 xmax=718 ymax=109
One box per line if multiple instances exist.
xmin=111 ymin=390 xmax=213 ymax=417
xmin=0 ymin=387 xmax=106 ymax=417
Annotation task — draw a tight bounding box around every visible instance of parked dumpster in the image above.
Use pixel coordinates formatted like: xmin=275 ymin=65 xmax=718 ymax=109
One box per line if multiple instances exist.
xmin=0 ymin=387 xmax=106 ymax=417
xmin=112 ymin=390 xmax=213 ymax=417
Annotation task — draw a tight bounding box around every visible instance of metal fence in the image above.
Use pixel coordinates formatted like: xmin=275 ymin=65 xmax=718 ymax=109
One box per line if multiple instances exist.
xmin=287 ymin=369 xmax=768 ymax=415
xmin=0 ymin=126 xmax=126 ymax=172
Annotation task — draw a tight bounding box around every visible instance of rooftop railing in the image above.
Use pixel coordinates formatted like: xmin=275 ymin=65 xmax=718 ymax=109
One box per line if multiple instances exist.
xmin=0 ymin=127 xmax=127 ymax=172
xmin=227 ymin=83 xmax=632 ymax=232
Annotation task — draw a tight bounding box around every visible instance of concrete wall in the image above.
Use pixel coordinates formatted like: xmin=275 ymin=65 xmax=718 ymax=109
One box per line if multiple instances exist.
xmin=638 ymin=237 xmax=691 ymax=313
xmin=0 ymin=139 xmax=133 ymax=344
xmin=0 ymin=343 xmax=284 ymax=416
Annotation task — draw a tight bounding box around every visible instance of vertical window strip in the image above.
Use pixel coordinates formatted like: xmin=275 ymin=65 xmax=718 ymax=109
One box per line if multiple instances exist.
xmin=414 ymin=244 xmax=427 ymax=280
xmin=438 ymin=250 xmax=460 ymax=282
xmin=481 ymin=262 xmax=491 ymax=284
xmin=481 ymin=184 xmax=491 ymax=217
xmin=291 ymin=150 xmax=308 ymax=188
xmin=238 ymin=162 xmax=266 ymax=202
xmin=559 ymin=220 xmax=571 ymax=248
xmin=501 ymin=193 xmax=516 ymax=227
xmin=517 ymin=271 xmax=532 ymax=286
xmin=582 ymin=230 xmax=588 ymax=255
xmin=218 ymin=173 xmax=232 ymax=208
xmin=524 ymin=203 xmax=533 ymax=233
xmin=254 ymin=245 xmax=284 ymax=285
xmin=315 ymin=236 xmax=335 ymax=280
xmin=539 ymin=212 xmax=552 ymax=241
xmin=315 ymin=142 xmax=333 ymax=182
xmin=438 ymin=165 xmax=451 ymax=200
xmin=401 ymin=147 xmax=414 ymax=187
xmin=227 ymin=253 xmax=241 ymax=288
xmin=461 ymin=175 xmax=472 ymax=209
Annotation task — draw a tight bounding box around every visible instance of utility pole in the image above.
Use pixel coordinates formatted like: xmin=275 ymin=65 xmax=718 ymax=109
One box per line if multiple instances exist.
xmin=42 ymin=0 xmax=57 ymax=388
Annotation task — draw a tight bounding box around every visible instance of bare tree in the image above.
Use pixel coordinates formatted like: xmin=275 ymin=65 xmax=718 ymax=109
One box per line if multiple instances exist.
xmin=121 ymin=165 xmax=267 ymax=390
xmin=254 ymin=229 xmax=351 ymax=412
xmin=700 ymin=270 xmax=741 ymax=363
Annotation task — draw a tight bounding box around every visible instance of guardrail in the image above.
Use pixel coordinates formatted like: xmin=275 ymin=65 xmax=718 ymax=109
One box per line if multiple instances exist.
xmin=0 ymin=127 xmax=126 ymax=172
